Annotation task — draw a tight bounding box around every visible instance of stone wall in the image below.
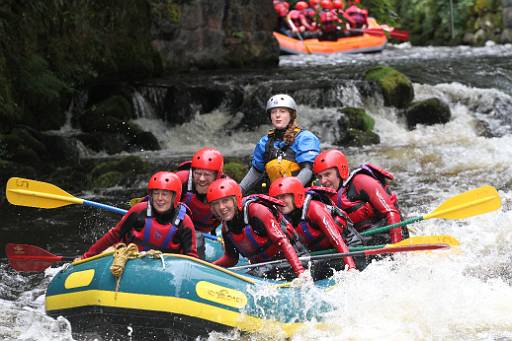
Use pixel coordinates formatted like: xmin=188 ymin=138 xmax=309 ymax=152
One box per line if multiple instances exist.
xmin=150 ymin=0 xmax=279 ymax=70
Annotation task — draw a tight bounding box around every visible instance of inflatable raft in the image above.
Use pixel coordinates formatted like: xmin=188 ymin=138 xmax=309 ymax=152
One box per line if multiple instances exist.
xmin=45 ymin=252 xmax=334 ymax=340
xmin=274 ymin=17 xmax=387 ymax=55
xmin=274 ymin=31 xmax=387 ymax=55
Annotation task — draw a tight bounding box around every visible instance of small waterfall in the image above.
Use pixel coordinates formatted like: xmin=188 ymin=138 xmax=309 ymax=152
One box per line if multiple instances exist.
xmin=132 ymin=90 xmax=157 ymax=118
xmin=58 ymin=91 xmax=88 ymax=134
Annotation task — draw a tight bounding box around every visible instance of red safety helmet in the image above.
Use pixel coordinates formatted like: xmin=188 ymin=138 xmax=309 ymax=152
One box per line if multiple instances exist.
xmin=147 ymin=171 xmax=182 ymax=208
xmin=274 ymin=2 xmax=289 ymax=16
xmin=295 ymin=1 xmax=309 ymax=10
xmin=269 ymin=177 xmax=306 ymax=208
xmin=207 ymin=178 xmax=243 ymax=210
xmin=191 ymin=147 xmax=224 ymax=175
xmin=313 ymin=149 xmax=349 ymax=180
xmin=333 ymin=0 xmax=345 ymax=9
xmin=309 ymin=0 xmax=319 ymax=6
xmin=320 ymin=0 xmax=333 ymax=9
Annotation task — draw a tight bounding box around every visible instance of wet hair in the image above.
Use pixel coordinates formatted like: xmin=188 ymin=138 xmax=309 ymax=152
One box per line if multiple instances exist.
xmin=283 ymin=109 xmax=300 ymax=144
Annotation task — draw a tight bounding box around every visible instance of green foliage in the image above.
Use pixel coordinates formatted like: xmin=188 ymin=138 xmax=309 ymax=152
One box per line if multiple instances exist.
xmin=395 ymin=0 xmax=502 ymax=45
xmin=364 ymin=0 xmax=399 ymax=27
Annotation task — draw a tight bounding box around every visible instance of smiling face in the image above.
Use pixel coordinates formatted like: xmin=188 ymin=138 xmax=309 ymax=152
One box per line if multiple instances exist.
xmin=275 ymin=193 xmax=295 ymax=215
xmin=151 ymin=189 xmax=174 ymax=213
xmin=270 ymin=107 xmax=292 ymax=130
xmin=192 ymin=168 xmax=217 ymax=194
xmin=209 ymin=196 xmax=237 ymax=222
xmin=316 ymin=167 xmax=342 ymax=190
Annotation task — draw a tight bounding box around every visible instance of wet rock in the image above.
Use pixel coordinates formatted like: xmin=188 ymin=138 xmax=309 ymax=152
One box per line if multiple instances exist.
xmin=337 ymin=128 xmax=380 ymax=147
xmin=77 ymin=132 xmax=129 ymax=155
xmin=335 ymin=107 xmax=379 ymax=146
xmin=364 ymin=66 xmax=414 ymax=109
xmin=404 ymin=97 xmax=451 ymax=130
xmin=89 ymin=156 xmax=149 ymax=189
xmin=340 ymin=107 xmax=375 ymax=132
xmin=223 ymin=161 xmax=248 ymax=182
xmin=151 ymin=1 xmax=278 ymax=70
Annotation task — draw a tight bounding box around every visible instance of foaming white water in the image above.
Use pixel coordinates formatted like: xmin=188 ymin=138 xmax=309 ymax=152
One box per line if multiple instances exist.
xmin=132 ymin=111 xmax=271 ymax=158
xmin=279 ymin=43 xmax=512 ymax=67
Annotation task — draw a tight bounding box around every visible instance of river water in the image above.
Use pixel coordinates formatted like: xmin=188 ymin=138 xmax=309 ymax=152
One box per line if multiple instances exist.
xmin=1 ymin=42 xmax=512 ymax=340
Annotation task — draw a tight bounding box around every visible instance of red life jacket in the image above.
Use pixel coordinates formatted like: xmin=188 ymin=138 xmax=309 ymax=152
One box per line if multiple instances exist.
xmin=336 ymin=163 xmax=398 ymax=230
xmin=179 ymin=169 xmax=219 ymax=233
xmin=344 ymin=5 xmax=367 ymax=28
xmin=183 ymin=191 xmax=218 ymax=233
xmin=296 ymin=187 xmax=350 ymax=249
xmin=223 ymin=195 xmax=301 ymax=263
xmin=320 ymin=9 xmax=338 ymax=33
xmin=128 ymin=203 xmax=189 ymax=253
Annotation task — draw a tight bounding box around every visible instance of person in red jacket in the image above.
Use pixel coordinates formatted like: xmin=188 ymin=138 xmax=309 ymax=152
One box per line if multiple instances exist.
xmin=208 ymin=178 xmax=307 ymax=280
xmin=313 ymin=149 xmax=406 ymax=244
xmin=343 ymin=3 xmax=368 ymax=29
xmin=81 ymin=172 xmax=198 ymax=259
xmin=269 ymin=177 xmax=357 ymax=273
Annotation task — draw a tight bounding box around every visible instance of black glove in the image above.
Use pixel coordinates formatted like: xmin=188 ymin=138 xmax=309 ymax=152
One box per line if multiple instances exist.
xmin=120 ymin=212 xmax=145 ymax=236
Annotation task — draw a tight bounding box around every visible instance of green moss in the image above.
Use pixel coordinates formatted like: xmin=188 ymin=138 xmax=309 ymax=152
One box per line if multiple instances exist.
xmin=341 ymin=107 xmax=375 ymax=132
xmin=364 ymin=66 xmax=414 ymax=109
xmin=91 ymin=155 xmax=148 ymax=179
xmin=223 ymin=161 xmax=248 ymax=182
xmin=93 ymin=171 xmax=124 ymax=188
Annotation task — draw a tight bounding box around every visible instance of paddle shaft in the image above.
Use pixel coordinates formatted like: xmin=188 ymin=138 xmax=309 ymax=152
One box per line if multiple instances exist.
xmin=229 ymin=243 xmax=448 ymax=271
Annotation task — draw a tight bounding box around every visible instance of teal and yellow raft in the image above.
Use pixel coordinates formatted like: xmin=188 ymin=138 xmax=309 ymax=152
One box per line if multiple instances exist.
xmin=45 ymin=252 xmax=334 ymax=339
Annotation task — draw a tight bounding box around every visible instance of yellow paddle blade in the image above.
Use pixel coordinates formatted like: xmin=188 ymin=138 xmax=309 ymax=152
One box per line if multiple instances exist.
xmin=389 ymin=235 xmax=460 ymax=247
xmin=424 ymin=185 xmax=501 ymax=220
xmin=6 ymin=177 xmax=83 ymax=209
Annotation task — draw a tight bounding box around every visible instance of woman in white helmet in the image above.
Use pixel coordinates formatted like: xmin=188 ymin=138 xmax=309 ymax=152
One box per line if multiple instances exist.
xmin=239 ymin=94 xmax=321 ymax=194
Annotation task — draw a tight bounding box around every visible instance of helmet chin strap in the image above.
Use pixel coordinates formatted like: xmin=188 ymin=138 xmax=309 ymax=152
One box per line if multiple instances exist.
xmin=187 ymin=169 xmax=193 ymax=192
xmin=147 ymin=196 xmax=153 ymax=217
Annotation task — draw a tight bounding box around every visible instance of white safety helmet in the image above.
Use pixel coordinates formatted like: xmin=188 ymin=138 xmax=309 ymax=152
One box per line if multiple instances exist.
xmin=266 ymin=94 xmax=297 ymax=114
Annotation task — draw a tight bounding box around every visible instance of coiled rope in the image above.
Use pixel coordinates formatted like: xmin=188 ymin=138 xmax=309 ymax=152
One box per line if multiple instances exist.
xmin=110 ymin=243 xmax=164 ymax=297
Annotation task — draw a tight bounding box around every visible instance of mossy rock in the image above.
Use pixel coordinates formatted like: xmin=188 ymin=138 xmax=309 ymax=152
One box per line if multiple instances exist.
xmin=337 ymin=128 xmax=380 ymax=147
xmin=364 ymin=66 xmax=414 ymax=109
xmin=223 ymin=161 xmax=248 ymax=182
xmin=91 ymin=95 xmax=134 ymax=121
xmin=92 ymin=171 xmax=124 ymax=188
xmin=405 ymin=97 xmax=451 ymax=130
xmin=340 ymin=107 xmax=375 ymax=132
xmin=91 ymin=155 xmax=148 ymax=179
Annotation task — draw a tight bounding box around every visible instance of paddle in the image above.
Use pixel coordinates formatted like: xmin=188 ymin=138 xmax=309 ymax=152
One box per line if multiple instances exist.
xmin=6 ymin=177 xmax=126 ymax=214
xmin=5 ymin=177 xmax=221 ymax=242
xmin=362 ymin=185 xmax=501 ymax=237
xmin=310 ymin=234 xmax=460 ymax=256
xmin=5 ymin=243 xmax=75 ymax=272
xmin=229 ymin=243 xmax=450 ymax=271
xmin=357 ymin=28 xmax=409 ymax=41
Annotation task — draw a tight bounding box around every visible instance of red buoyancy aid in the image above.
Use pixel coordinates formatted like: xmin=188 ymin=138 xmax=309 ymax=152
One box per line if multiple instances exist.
xmin=183 ymin=191 xmax=218 ymax=233
xmin=223 ymin=195 xmax=301 ymax=264
xmin=336 ymin=164 xmax=399 ymax=230
xmin=127 ymin=202 xmax=190 ymax=253
xmin=320 ymin=9 xmax=339 ymax=33
xmin=178 ymin=169 xmax=220 ymax=233
xmin=344 ymin=5 xmax=367 ymax=28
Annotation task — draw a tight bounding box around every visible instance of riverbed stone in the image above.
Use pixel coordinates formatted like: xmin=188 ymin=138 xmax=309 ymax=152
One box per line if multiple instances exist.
xmin=405 ymin=97 xmax=451 ymax=130
xmin=364 ymin=66 xmax=414 ymax=109
xmin=340 ymin=107 xmax=375 ymax=132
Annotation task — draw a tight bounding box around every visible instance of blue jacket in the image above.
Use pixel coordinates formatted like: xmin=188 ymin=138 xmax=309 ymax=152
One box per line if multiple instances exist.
xmin=252 ymin=130 xmax=320 ymax=172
